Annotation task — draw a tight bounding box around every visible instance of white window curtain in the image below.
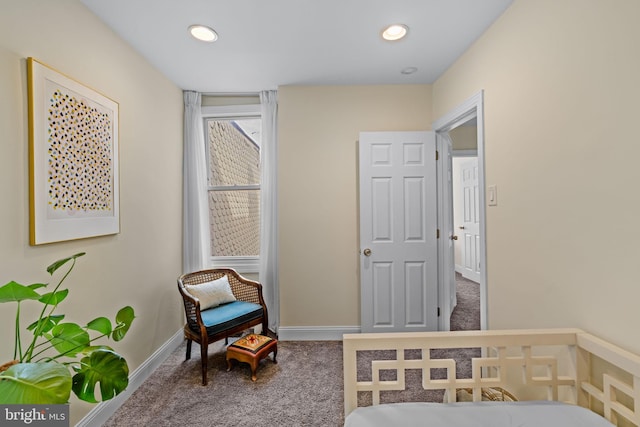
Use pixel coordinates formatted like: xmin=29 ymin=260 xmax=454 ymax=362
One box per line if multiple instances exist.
xmin=259 ymin=90 xmax=279 ymax=334
xmin=183 ymin=91 xmax=211 ymax=273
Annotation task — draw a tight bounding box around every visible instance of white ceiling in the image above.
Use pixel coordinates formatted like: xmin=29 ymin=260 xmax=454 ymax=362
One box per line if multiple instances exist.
xmin=81 ymin=0 xmax=514 ymax=93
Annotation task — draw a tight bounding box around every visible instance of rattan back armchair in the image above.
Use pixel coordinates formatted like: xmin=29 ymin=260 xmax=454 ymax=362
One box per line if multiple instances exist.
xmin=177 ymin=268 xmax=268 ymax=385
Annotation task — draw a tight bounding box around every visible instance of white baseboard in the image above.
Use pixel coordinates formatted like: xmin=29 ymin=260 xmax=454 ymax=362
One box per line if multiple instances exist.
xmin=76 ymin=329 xmax=184 ymax=427
xmin=277 ymin=326 xmax=360 ymax=341
xmin=455 ymin=264 xmax=464 ymax=274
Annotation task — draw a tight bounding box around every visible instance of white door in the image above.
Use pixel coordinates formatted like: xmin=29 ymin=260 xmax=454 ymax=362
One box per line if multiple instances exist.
xmin=437 ymin=134 xmax=457 ymax=328
xmin=460 ymin=158 xmax=481 ymax=283
xmin=359 ymin=131 xmax=438 ymax=333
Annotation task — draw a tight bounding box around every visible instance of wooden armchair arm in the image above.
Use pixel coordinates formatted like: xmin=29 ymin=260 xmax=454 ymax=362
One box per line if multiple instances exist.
xmin=176 ymin=282 xmax=206 ymax=336
xmin=225 ymin=270 xmax=264 ymax=306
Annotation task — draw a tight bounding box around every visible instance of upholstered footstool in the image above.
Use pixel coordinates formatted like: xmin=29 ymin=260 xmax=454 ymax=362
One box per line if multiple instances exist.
xmin=226 ymin=334 xmax=277 ymax=381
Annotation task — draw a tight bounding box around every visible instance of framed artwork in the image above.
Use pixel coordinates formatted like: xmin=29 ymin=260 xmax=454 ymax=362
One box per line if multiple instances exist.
xmin=27 ymin=57 xmax=119 ymax=245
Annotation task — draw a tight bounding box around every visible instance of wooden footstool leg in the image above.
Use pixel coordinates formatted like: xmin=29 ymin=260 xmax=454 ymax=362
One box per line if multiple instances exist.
xmin=250 ymin=360 xmax=258 ymax=382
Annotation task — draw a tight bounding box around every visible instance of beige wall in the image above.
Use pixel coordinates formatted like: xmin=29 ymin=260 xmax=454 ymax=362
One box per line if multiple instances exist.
xmin=0 ymin=1 xmax=183 ymax=423
xmin=278 ymin=85 xmax=432 ymax=327
xmin=450 ymin=125 xmax=477 ymax=151
xmin=433 ymin=0 xmax=640 ymax=353
xmin=201 ymin=95 xmax=260 ymax=107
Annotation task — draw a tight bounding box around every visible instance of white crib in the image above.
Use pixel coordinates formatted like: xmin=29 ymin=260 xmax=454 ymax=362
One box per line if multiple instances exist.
xmin=343 ymin=329 xmax=640 ymax=426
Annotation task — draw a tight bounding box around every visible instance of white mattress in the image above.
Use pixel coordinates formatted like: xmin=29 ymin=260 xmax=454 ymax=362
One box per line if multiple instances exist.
xmin=344 ymin=401 xmax=614 ymax=427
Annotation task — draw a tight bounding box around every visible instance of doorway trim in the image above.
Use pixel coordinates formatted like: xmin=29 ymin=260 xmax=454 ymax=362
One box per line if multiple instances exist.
xmin=433 ymin=90 xmax=488 ymax=330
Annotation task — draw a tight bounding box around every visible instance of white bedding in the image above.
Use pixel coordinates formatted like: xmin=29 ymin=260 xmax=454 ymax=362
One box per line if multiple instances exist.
xmin=344 ymin=401 xmax=614 ymax=427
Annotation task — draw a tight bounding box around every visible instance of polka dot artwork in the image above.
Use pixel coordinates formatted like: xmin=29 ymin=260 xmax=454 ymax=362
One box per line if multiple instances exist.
xmin=28 ymin=57 xmax=120 ymax=245
xmin=47 ymin=88 xmax=113 ymax=214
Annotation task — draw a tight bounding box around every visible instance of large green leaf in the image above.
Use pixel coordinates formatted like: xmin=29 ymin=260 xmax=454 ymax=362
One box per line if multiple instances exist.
xmin=39 ymin=289 xmax=69 ymax=305
xmin=0 ymin=281 xmax=41 ymax=303
xmin=46 ymin=252 xmax=85 ymax=275
xmin=47 ymin=323 xmax=90 ymax=357
xmin=112 ymin=306 xmax=135 ymax=341
xmin=0 ymin=362 xmax=71 ymax=404
xmin=86 ymin=317 xmax=112 ymax=336
xmin=72 ymin=349 xmax=129 ymax=403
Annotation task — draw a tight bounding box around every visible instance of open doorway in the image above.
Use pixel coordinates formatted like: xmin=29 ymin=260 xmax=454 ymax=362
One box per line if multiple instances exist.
xmin=450 ymin=121 xmax=480 ymax=331
xmin=451 ymin=121 xmax=480 ymax=284
xmin=434 ymin=91 xmax=487 ymax=331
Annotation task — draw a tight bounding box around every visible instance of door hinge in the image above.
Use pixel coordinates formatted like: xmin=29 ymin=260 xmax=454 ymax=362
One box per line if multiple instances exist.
xmin=436 ymin=150 xmax=439 ymax=161
xmin=436 ymin=229 xmax=440 ymax=239
xmin=437 ymin=307 xmax=441 ymax=317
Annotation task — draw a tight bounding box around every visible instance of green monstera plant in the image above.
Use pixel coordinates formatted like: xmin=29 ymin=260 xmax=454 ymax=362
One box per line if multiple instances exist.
xmin=0 ymin=252 xmax=135 ymax=404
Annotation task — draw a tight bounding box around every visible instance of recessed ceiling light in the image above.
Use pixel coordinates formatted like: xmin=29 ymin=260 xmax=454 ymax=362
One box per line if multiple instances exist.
xmin=382 ymin=24 xmax=409 ymax=41
xmin=401 ymin=67 xmax=418 ymax=75
xmin=189 ymin=25 xmax=218 ymax=42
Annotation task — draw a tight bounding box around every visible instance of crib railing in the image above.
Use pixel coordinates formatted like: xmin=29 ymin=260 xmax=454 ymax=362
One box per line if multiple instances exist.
xmin=343 ymin=328 xmax=640 ymax=426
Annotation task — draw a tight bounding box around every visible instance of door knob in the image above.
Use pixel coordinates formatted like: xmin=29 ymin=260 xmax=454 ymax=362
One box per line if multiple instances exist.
xmin=451 ymin=235 xmax=458 ymax=241
xmin=363 ymin=248 xmax=372 ymax=257
xmin=459 ymin=226 xmax=465 ymax=230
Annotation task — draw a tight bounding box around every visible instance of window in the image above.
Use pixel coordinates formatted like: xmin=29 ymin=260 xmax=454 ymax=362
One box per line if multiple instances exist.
xmin=203 ymin=105 xmax=261 ymax=272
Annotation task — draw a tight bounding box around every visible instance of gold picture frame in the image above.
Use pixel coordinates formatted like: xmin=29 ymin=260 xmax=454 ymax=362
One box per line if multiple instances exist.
xmin=27 ymin=58 xmax=119 ymax=245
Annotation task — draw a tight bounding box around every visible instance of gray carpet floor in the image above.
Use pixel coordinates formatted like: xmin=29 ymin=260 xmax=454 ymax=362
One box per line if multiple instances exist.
xmin=450 ymin=273 xmax=481 ymax=331
xmin=104 ymin=275 xmax=479 ymax=426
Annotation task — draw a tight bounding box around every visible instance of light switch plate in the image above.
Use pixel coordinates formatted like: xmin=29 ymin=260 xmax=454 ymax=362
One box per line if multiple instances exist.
xmin=488 ymin=185 xmax=497 ymax=206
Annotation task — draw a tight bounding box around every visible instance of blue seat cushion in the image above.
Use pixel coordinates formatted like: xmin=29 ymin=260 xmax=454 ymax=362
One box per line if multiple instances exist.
xmin=197 ymin=301 xmax=263 ymax=336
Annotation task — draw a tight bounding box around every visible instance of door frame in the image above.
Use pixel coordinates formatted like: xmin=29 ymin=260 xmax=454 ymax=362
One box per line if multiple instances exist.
xmin=433 ymin=90 xmax=488 ymax=330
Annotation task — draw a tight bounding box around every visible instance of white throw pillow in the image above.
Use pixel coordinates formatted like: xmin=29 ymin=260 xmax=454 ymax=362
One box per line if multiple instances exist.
xmin=186 ymin=275 xmax=236 ymax=310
